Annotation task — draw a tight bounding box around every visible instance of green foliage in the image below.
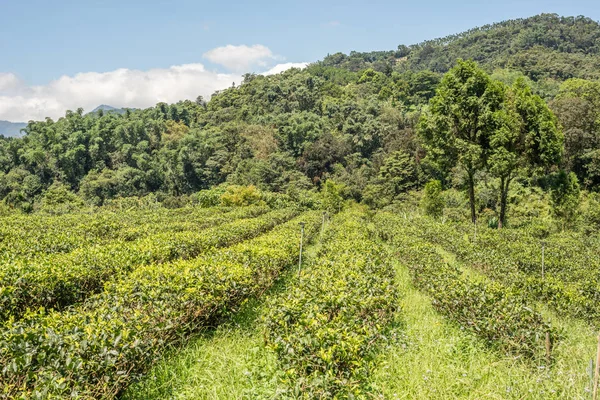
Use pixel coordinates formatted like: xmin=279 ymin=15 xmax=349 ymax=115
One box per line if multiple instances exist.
xmin=192 ymin=185 xmax=228 ymax=207
xmin=377 ymin=212 xmax=558 ymax=360
xmin=419 ymin=59 xmax=506 ymax=222
xmin=320 ymin=179 xmax=346 ymax=213
xmin=264 ymin=208 xmax=398 ymax=397
xmin=35 ymin=181 xmax=85 ymax=214
xmin=0 ymin=212 xmax=321 ymax=398
xmin=551 ymin=78 xmax=600 ymax=187
xmin=323 ymin=14 xmax=600 ymax=81
xmin=378 ymin=150 xmax=417 ymax=197
xmin=424 ymin=213 xmax=600 ymax=325
xmin=421 ymin=180 xmax=444 ymax=218
xmin=220 ymin=185 xmax=264 ymax=207
xmin=1 ymin=14 xmax=600 ymax=214
xmin=0 ymin=206 xmax=282 ymax=321
xmin=488 ymin=77 xmax=563 ymax=227
xmin=551 ymin=170 xmax=581 ymax=229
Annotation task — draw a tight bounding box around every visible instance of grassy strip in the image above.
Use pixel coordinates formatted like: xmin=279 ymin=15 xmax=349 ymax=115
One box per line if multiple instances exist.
xmin=0 ymin=211 xmax=321 ymax=398
xmin=0 ymin=206 xmax=276 ymax=321
xmin=121 ymin=290 xmax=281 ymax=400
xmin=264 ymin=207 xmax=399 ymax=398
xmin=124 ymin=213 xmax=337 ymax=399
xmin=370 ymin=255 xmax=596 ymax=399
xmin=376 ymin=212 xmax=557 ymax=361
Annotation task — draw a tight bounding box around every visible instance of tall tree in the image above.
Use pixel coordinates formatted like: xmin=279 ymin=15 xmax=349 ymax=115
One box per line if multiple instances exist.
xmin=419 ymin=60 xmax=505 ymax=223
xmin=489 ymin=78 xmax=563 ymax=228
xmin=551 ymin=170 xmax=581 ymax=231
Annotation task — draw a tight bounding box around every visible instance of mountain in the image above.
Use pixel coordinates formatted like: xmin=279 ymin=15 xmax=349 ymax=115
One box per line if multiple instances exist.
xmin=322 ymin=14 xmax=600 ymax=82
xmin=88 ymin=105 xmax=129 ymax=115
xmin=0 ymin=120 xmax=27 ymax=138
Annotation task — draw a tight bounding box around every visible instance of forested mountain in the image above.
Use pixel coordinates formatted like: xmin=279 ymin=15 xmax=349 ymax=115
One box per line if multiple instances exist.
xmin=1 ymin=13 xmax=600 ymax=217
xmin=0 ymin=121 xmax=26 ymax=138
xmin=323 ymin=14 xmax=600 ymax=82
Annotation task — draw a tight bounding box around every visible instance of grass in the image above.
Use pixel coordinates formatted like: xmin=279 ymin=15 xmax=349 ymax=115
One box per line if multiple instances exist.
xmin=125 ymin=216 xmax=598 ymax=399
xmin=122 ymin=295 xmax=280 ymax=400
xmin=123 ymin=224 xmax=328 ymax=400
xmin=369 ymin=245 xmax=597 ymax=399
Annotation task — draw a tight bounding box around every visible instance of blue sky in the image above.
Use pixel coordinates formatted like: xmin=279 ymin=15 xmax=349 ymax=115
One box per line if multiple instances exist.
xmin=0 ymin=0 xmax=599 ymax=121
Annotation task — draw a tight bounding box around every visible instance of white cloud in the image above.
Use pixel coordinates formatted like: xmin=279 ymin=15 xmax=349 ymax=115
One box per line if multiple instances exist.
xmin=0 ymin=60 xmax=308 ymax=122
xmin=0 ymin=73 xmax=21 ymax=92
xmin=0 ymin=64 xmax=239 ymax=122
xmin=263 ymin=62 xmax=308 ymax=75
xmin=203 ymin=44 xmax=280 ymax=72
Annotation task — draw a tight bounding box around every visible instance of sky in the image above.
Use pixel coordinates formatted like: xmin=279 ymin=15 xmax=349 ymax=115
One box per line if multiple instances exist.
xmin=0 ymin=0 xmax=599 ymax=122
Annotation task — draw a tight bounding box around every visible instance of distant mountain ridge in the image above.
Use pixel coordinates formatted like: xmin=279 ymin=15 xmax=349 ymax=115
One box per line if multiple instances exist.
xmin=88 ymin=105 xmax=132 ymax=115
xmin=0 ymin=106 xmax=129 ymax=137
xmin=0 ymin=120 xmax=27 ymax=138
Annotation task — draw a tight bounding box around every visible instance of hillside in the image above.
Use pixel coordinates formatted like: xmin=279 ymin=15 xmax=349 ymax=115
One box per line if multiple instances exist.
xmin=322 ymin=14 xmax=600 ymax=81
xmin=1 ymin=13 xmax=599 ymax=217
xmin=4 ymin=10 xmax=600 ymax=399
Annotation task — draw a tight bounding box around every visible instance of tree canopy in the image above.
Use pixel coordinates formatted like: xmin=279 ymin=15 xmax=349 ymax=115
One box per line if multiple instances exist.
xmin=0 ymin=13 xmax=599 ymax=225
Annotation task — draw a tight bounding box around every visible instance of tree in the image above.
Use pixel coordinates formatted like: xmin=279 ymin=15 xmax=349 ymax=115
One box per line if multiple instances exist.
xmin=551 ymin=170 xmax=580 ymax=231
xmin=489 ymin=78 xmax=563 ymax=228
xmin=421 ymin=180 xmax=444 ymax=218
xmin=551 ymin=79 xmax=600 ymax=187
xmin=419 ymin=60 xmax=505 ymax=223
xmin=321 ymin=180 xmax=345 ymax=213
xmin=378 ymin=150 xmax=417 ymax=197
xmin=36 ymin=181 xmax=84 ymax=214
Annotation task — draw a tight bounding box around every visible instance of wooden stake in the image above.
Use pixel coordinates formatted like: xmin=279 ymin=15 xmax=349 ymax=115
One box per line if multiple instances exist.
xmin=545 ymin=331 xmax=551 ymax=364
xmin=298 ymin=222 xmax=305 ymax=278
xmin=590 ymin=359 xmax=595 ymax=399
xmin=541 ymin=241 xmax=546 ymax=280
xmin=593 ymin=332 xmax=600 ymax=400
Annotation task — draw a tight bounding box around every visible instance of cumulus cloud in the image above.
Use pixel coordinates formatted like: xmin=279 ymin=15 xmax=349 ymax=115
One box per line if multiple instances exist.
xmin=0 ymin=60 xmax=307 ymax=122
xmin=203 ymin=44 xmax=280 ymax=72
xmin=0 ymin=64 xmax=239 ymax=122
xmin=0 ymin=73 xmax=22 ymax=92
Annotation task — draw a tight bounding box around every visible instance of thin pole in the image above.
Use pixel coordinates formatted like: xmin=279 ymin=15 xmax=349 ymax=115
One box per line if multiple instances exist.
xmin=590 ymin=359 xmax=595 ymax=399
xmin=298 ymin=222 xmax=305 ymax=278
xmin=545 ymin=331 xmax=551 ymax=364
xmin=542 ymin=241 xmax=546 ymax=280
xmin=473 ymin=220 xmax=477 ymax=243
xmin=593 ymin=332 xmax=600 ymax=400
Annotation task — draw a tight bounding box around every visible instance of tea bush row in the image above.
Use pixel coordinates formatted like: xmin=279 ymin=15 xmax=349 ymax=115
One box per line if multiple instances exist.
xmin=376 ymin=213 xmax=558 ymax=361
xmin=264 ymin=208 xmax=399 ymax=398
xmin=0 ymin=211 xmax=321 ymax=398
xmin=0 ymin=206 xmax=285 ymax=321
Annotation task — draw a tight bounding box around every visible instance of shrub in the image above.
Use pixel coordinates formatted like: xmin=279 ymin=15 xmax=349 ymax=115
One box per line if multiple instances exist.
xmin=421 ymin=180 xmax=444 ymax=218
xmin=220 ymin=185 xmax=264 ymax=207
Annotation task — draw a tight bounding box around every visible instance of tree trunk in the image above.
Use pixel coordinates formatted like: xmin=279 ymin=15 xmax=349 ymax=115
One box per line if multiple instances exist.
xmin=498 ymin=176 xmax=511 ymax=229
xmin=468 ymin=172 xmax=476 ymax=224
xmin=499 ymin=177 xmax=506 ymax=229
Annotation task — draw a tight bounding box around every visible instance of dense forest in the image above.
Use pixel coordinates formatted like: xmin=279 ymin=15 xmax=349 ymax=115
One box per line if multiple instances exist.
xmin=1 ymin=13 xmax=600 ymax=229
